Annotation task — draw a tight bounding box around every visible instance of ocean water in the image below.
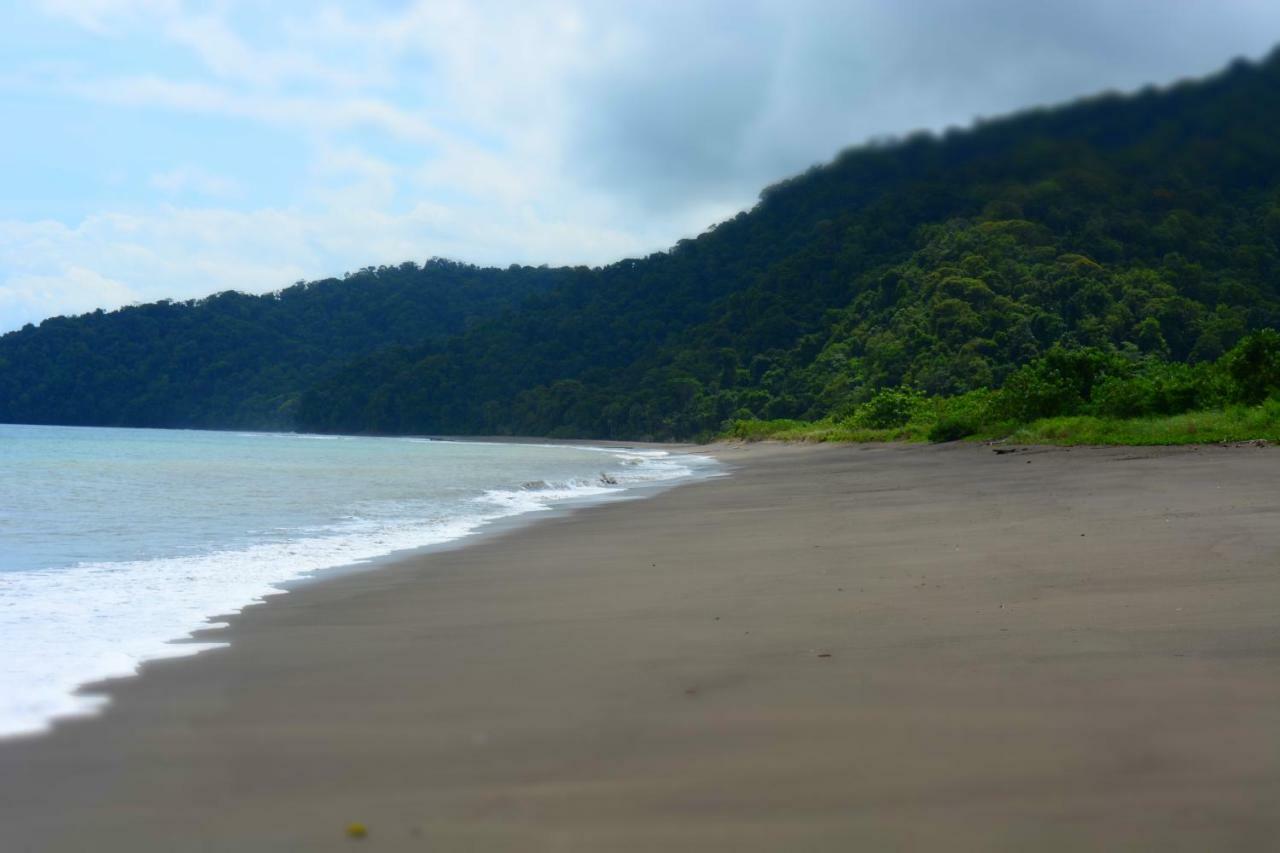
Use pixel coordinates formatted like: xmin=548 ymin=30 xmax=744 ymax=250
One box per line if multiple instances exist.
xmin=0 ymin=424 xmax=716 ymax=737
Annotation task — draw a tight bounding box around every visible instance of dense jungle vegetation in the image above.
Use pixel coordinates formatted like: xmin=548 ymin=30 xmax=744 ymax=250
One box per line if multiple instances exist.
xmin=0 ymin=261 xmax=562 ymax=428
xmin=4 ymin=49 xmax=1280 ymax=442
xmin=729 ymin=330 xmax=1280 ymax=445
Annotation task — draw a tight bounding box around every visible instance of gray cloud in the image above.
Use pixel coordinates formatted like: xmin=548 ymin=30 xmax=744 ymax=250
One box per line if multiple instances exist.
xmin=565 ymin=2 xmax=782 ymax=209
xmin=559 ymin=0 xmax=1280 ymax=216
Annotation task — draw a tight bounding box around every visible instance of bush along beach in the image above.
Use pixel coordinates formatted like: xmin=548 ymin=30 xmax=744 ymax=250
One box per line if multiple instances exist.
xmin=727 ymin=331 xmax=1280 ymax=446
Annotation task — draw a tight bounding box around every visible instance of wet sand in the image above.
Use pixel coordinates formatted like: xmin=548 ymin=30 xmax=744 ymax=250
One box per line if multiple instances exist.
xmin=4 ymin=442 xmax=1280 ymax=851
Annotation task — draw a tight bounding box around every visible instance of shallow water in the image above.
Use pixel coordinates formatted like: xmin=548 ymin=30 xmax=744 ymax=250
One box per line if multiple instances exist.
xmin=0 ymin=424 xmax=716 ymax=736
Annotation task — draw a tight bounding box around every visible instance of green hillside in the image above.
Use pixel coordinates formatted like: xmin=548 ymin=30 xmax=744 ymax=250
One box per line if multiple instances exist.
xmin=4 ymin=50 xmax=1280 ymax=440
xmin=297 ymin=50 xmax=1280 ymax=439
xmin=0 ymin=261 xmax=562 ymax=429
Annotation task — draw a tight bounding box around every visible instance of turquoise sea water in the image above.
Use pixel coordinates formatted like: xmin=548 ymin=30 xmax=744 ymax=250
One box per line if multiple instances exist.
xmin=0 ymin=424 xmax=716 ymax=737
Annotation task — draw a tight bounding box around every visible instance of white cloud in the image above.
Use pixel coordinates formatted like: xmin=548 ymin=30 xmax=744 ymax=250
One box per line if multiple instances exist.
xmin=0 ymin=266 xmax=141 ymax=330
xmin=72 ymin=75 xmax=451 ymax=146
xmin=149 ymin=166 xmax=242 ymax=198
xmin=6 ymin=0 xmax=1280 ymax=332
xmin=0 ymin=194 xmax=650 ymax=331
xmin=36 ymin=0 xmax=179 ymax=35
xmin=161 ymin=11 xmax=371 ymax=90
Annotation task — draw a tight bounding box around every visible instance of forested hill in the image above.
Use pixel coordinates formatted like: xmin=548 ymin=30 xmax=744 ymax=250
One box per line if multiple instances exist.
xmin=0 ymin=261 xmax=564 ymax=428
xmin=296 ymin=49 xmax=1280 ymax=438
xmin=6 ymin=50 xmax=1280 ymax=439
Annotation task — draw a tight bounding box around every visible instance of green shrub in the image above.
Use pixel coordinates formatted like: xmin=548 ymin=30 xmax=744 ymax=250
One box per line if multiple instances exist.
xmin=994 ymin=346 xmax=1127 ymax=422
xmin=1223 ymin=330 xmax=1280 ymax=404
xmin=928 ymin=417 xmax=974 ymax=442
xmin=851 ymin=386 xmax=926 ymax=429
xmin=926 ymin=388 xmax=998 ymax=442
xmin=722 ymin=329 xmax=1280 ymax=447
xmin=726 ymin=418 xmax=808 ymax=441
xmin=1090 ymin=361 xmax=1215 ymax=418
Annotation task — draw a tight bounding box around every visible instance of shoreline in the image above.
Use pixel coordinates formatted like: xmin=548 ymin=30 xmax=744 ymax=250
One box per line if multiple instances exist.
xmin=5 ymin=441 xmax=1280 ymax=850
xmin=1 ymin=433 xmax=718 ymax=740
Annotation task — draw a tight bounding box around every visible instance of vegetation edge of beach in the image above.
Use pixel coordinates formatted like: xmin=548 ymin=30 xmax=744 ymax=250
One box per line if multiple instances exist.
xmin=723 ymin=330 xmax=1280 ymax=447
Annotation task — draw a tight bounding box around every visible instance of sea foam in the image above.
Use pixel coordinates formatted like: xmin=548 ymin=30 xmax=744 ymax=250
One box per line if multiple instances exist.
xmin=0 ymin=429 xmax=716 ymax=737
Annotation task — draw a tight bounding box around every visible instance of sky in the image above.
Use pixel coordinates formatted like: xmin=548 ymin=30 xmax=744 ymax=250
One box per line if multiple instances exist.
xmin=2 ymin=1 xmax=1279 ymax=332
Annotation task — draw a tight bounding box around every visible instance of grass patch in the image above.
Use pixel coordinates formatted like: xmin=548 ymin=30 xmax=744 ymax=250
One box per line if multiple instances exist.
xmin=1007 ymin=402 xmax=1280 ymax=445
xmin=726 ymin=416 xmax=928 ymax=443
xmin=726 ymin=400 xmax=1280 ymax=447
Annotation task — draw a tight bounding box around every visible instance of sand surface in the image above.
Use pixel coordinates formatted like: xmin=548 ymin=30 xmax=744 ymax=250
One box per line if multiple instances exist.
xmin=4 ymin=442 xmax=1280 ymax=851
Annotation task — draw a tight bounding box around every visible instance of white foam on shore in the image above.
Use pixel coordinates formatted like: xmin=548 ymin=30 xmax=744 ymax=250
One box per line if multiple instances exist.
xmin=0 ymin=446 xmax=717 ymax=738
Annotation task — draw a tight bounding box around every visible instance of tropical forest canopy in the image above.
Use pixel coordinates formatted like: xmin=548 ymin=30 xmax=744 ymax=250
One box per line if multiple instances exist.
xmin=0 ymin=261 xmax=563 ymax=429
xmin=3 ymin=49 xmax=1280 ymax=440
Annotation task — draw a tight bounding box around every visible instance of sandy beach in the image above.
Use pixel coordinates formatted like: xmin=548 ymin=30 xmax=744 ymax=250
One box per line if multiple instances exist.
xmin=4 ymin=441 xmax=1280 ymax=851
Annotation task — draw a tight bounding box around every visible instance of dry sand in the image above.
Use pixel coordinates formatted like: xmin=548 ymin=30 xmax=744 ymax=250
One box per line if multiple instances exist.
xmin=4 ymin=441 xmax=1280 ymax=851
